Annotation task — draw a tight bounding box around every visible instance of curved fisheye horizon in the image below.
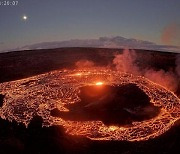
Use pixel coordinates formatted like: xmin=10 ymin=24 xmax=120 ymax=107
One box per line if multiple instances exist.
xmin=0 ymin=0 xmax=180 ymax=153
xmin=1 ymin=35 xmax=180 ymax=54
xmin=0 ymin=0 xmax=180 ymax=53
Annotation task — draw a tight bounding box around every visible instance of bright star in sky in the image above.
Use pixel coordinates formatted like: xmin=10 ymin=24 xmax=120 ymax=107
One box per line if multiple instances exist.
xmin=22 ymin=15 xmax=28 ymax=21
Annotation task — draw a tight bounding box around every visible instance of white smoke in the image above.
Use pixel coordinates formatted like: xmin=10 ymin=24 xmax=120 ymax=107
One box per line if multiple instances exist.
xmin=144 ymin=69 xmax=178 ymax=92
xmin=113 ymin=49 xmax=141 ymax=76
xmin=75 ymin=60 xmax=95 ymax=68
xmin=113 ymin=49 xmax=179 ymax=92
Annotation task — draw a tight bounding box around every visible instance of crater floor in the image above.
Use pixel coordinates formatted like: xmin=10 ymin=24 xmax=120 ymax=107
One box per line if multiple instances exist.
xmin=0 ymin=69 xmax=180 ymax=141
xmin=51 ymin=84 xmax=160 ymax=126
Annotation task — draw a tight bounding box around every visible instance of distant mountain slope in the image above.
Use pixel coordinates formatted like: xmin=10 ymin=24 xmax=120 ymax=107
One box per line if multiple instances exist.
xmin=1 ymin=36 xmax=180 ymax=53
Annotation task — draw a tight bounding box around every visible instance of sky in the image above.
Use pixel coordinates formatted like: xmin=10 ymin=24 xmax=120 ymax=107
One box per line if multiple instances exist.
xmin=0 ymin=0 xmax=180 ymax=52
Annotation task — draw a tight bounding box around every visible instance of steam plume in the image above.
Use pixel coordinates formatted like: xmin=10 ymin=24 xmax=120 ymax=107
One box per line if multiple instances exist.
xmin=113 ymin=49 xmax=179 ymax=92
xmin=113 ymin=49 xmax=141 ymax=76
xmin=161 ymin=23 xmax=180 ymax=46
xmin=75 ymin=60 xmax=95 ymax=68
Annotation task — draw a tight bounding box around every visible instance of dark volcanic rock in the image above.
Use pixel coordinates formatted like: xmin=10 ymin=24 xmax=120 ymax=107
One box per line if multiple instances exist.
xmin=0 ymin=117 xmax=180 ymax=154
xmin=0 ymin=47 xmax=178 ymax=83
xmin=51 ymin=84 xmax=160 ymax=126
xmin=0 ymin=94 xmax=5 ymax=107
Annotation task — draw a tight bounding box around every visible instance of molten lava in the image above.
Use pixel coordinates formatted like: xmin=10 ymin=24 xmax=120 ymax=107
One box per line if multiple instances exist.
xmin=95 ymin=82 xmax=103 ymax=86
xmin=0 ymin=69 xmax=180 ymax=141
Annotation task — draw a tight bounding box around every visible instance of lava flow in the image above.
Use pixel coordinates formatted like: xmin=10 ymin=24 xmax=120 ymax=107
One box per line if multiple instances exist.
xmin=0 ymin=69 xmax=180 ymax=141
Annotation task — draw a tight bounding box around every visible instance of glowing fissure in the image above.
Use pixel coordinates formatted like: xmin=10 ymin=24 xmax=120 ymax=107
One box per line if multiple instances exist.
xmin=95 ymin=82 xmax=103 ymax=86
xmin=0 ymin=69 xmax=180 ymax=141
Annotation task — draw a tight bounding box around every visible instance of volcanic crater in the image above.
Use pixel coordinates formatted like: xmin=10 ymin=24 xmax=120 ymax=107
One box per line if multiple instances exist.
xmin=51 ymin=83 xmax=161 ymax=126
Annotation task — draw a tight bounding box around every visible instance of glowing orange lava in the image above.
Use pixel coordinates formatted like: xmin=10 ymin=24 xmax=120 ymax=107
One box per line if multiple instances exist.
xmin=0 ymin=69 xmax=180 ymax=141
xmin=75 ymin=73 xmax=82 ymax=76
xmin=95 ymin=82 xmax=103 ymax=86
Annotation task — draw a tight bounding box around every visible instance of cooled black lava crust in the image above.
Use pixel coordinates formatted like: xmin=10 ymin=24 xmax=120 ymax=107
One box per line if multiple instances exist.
xmin=51 ymin=83 xmax=160 ymax=126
